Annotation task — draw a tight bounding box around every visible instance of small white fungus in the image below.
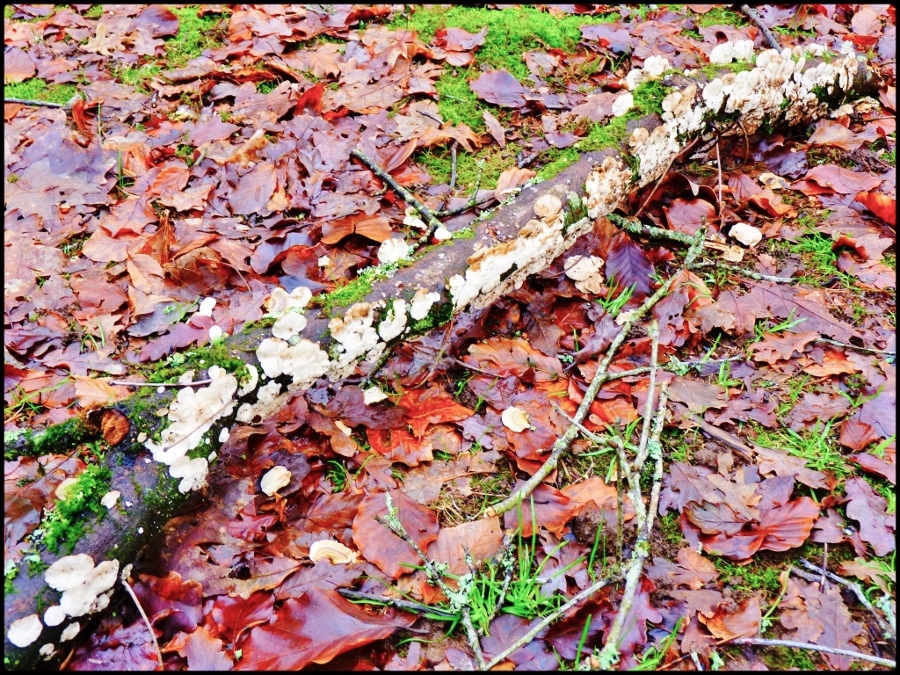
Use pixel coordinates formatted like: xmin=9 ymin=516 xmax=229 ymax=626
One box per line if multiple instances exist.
xmin=377 ymin=238 xmax=410 ymax=265
xmin=261 ymin=466 xmax=292 ymax=496
xmin=612 ymin=92 xmax=634 ymax=117
xmin=60 ymin=622 xmax=80 ymax=642
xmin=197 ymin=297 xmax=216 ymax=317
xmin=8 ymin=613 xmax=43 ymax=647
xmin=729 ymin=222 xmax=763 ymax=247
xmin=363 ymin=386 xmax=388 ymax=405
xmin=502 ymin=406 xmax=531 ymax=433
xmin=100 ymin=490 xmax=120 ymax=509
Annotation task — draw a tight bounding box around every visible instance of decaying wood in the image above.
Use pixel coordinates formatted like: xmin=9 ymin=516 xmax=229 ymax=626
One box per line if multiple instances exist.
xmin=4 ymin=51 xmax=881 ymax=669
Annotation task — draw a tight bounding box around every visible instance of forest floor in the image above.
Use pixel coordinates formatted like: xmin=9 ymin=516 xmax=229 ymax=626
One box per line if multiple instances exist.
xmin=3 ymin=4 xmax=896 ymax=671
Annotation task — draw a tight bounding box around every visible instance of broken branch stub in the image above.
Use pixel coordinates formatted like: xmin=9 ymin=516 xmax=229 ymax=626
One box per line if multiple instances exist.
xmin=3 ymin=47 xmax=880 ymax=670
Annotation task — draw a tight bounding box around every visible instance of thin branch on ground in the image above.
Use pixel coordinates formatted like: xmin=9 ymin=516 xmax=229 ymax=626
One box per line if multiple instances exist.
xmin=121 ymin=578 xmax=163 ymax=668
xmin=814 ymin=337 xmax=896 ymax=356
xmin=550 ymin=402 xmax=611 ymax=448
xmin=483 ymin=574 xmax=618 ymax=670
xmin=739 ymin=5 xmax=783 ymax=50
xmin=376 ymin=494 xmax=487 ymax=669
xmin=606 ymin=213 xmax=699 ymax=246
xmin=596 ymin=380 xmax=669 ymax=668
xmin=449 ymin=141 xmax=459 ymax=192
xmin=109 ymin=379 xmax=214 ymax=388
xmin=4 ymin=97 xmax=66 ymax=108
xmin=482 ymin=228 xmax=707 ymax=519
xmin=634 ymin=321 xmax=660 ymax=472
xmin=732 ymin=637 xmax=895 ymax=667
xmin=690 ymin=260 xmax=794 ymax=283
xmin=715 ymin=137 xmax=724 ymax=228
xmin=337 ymin=588 xmax=459 ymax=619
xmin=795 ymin=558 xmax=896 ymax=644
xmin=350 ymin=147 xmax=443 ymax=244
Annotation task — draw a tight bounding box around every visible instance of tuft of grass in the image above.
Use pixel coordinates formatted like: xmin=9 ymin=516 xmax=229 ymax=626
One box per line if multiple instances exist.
xmin=5 ymin=79 xmax=78 ymax=105
xmin=753 ymin=419 xmax=852 ymax=478
xmin=164 ymin=6 xmax=226 ymax=68
xmin=693 ymin=6 xmax=746 ymax=28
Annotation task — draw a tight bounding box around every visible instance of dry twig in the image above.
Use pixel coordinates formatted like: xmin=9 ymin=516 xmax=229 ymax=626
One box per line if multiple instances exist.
xmin=732 ymin=637 xmax=895 ymax=668
xmin=739 ymin=4 xmax=783 ymax=50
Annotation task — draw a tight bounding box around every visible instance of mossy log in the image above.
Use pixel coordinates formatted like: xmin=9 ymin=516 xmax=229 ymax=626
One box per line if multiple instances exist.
xmin=4 ymin=50 xmax=880 ymax=669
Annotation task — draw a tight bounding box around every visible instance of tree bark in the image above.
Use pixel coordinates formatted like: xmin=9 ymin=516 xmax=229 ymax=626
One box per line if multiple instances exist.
xmin=3 ymin=51 xmax=880 ymax=669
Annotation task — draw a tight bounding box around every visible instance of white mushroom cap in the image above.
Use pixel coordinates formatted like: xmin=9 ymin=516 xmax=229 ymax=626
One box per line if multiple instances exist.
xmin=8 ymin=613 xmax=43 ymax=647
xmin=377 ymin=238 xmax=410 ymax=265
xmin=60 ymin=621 xmax=81 ymax=642
xmin=197 ymin=297 xmax=216 ymax=317
xmin=261 ymin=466 xmax=292 ymax=496
xmin=45 ymin=554 xmax=96 ymax=592
xmin=44 ymin=605 xmax=66 ymax=627
xmin=612 ymin=92 xmax=635 ymax=117
xmin=271 ymin=311 xmax=308 ymax=340
xmin=729 ymin=222 xmax=763 ymax=247
xmin=309 ymin=540 xmax=359 ymax=564
xmin=502 ymin=406 xmax=531 ymax=433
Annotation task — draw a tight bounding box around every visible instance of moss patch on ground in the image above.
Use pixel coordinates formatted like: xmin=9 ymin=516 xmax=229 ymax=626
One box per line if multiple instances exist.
xmin=5 ymin=78 xmax=78 ymax=105
xmin=36 ymin=463 xmax=113 ymax=555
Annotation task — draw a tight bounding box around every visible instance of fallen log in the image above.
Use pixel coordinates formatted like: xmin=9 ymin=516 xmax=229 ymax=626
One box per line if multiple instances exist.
xmin=3 ymin=46 xmax=880 ymax=669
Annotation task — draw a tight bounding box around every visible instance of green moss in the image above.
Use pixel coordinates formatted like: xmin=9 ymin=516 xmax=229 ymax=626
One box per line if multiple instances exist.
xmin=164 ymin=6 xmax=226 ymax=69
xmin=762 ymin=646 xmax=820 ymax=670
xmin=451 ymin=226 xmax=475 ymax=240
xmin=35 ymin=464 xmax=113 ymax=555
xmin=408 ymin=299 xmax=454 ymax=334
xmin=694 ymin=6 xmax=746 ymax=28
xmin=139 ymin=338 xmax=250 ymax=386
xmin=10 ymin=417 xmax=93 ymax=460
xmin=84 ymin=5 xmax=103 ymax=19
xmin=4 ymin=560 xmax=18 ymax=595
xmin=5 ymin=78 xmax=78 ymax=105
xmin=712 ymin=556 xmax=785 ymax=597
xmin=313 ymin=263 xmax=399 ymax=315
xmin=113 ymin=64 xmax=161 ymax=93
xmin=390 ymin=6 xmax=619 ymax=81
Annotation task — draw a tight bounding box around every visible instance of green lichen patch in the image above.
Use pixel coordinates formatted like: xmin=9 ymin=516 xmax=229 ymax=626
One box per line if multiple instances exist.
xmin=35 ymin=464 xmax=113 ymax=555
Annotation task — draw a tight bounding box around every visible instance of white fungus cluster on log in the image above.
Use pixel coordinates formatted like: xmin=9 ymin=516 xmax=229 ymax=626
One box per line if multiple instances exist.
xmin=143 ymin=41 xmax=870 ymax=501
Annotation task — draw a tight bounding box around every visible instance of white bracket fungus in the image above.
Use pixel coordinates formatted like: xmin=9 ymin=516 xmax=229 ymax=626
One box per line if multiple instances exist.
xmin=8 ymin=613 xmax=43 ymax=647
xmin=43 ymin=605 xmax=66 ymax=627
xmin=409 ymin=289 xmax=441 ymax=321
xmin=327 ymin=302 xmax=383 ymax=380
xmin=256 ymin=337 xmax=329 ymax=388
xmin=728 ymin=222 xmax=763 ymax=247
xmin=403 ymin=207 xmax=427 ymax=231
xmin=502 ymin=406 xmax=531 ymax=433
xmin=260 ymin=466 xmax=292 ymax=496
xmin=197 ymin=297 xmax=216 ymax=317
xmin=611 ymin=92 xmax=634 ymax=117
xmin=39 ymin=643 xmax=57 ymax=660
xmin=564 ymin=254 xmax=606 ymax=294
xmin=378 ymin=299 xmax=407 ymax=341
xmin=44 ymin=554 xmax=119 ymax=619
xmin=144 ymin=374 xmax=237 ymax=491
xmin=271 ymin=311 xmax=308 ymax=340
xmin=363 ymin=386 xmax=388 ymax=405
xmin=309 ymin=539 xmax=359 ymax=564
xmin=377 ymin=237 xmax=410 ymax=265
xmin=100 ymin=490 xmax=120 ymax=509
xmin=60 ymin=622 xmax=81 ymax=642
xmin=433 ymin=225 xmax=452 ymax=241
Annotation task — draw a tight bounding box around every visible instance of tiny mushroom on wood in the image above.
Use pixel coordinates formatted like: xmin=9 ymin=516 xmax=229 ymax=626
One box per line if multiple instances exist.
xmin=8 ymin=613 xmax=44 ymax=647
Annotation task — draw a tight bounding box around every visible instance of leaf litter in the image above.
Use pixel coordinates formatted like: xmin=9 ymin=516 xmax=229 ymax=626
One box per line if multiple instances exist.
xmin=3 ymin=3 xmax=897 ymax=671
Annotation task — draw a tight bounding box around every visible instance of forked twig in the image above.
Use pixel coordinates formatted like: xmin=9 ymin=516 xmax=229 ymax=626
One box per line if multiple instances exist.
xmin=350 ymin=147 xmax=443 ymax=245
xmin=482 ymin=227 xmax=707 ymax=520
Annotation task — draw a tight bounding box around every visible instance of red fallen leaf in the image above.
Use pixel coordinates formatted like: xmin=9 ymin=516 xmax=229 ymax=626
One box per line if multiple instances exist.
xmin=470 ymin=69 xmax=528 ymax=108
xmin=397 ymin=386 xmax=473 ymax=437
xmin=756 ymin=496 xmax=821 ymax=553
xmin=465 ymin=336 xmax=563 ymax=382
xmin=749 ymin=330 xmax=819 ymax=365
xmin=65 ymin=617 xmax=162 ymax=671
xmin=851 ymin=6 xmax=883 ymax=36
xmin=503 ymin=481 xmax=574 ymax=537
xmin=294 ymin=82 xmax=325 ymax=116
xmin=5 ymin=47 xmax=36 ymax=82
xmin=780 ymin=576 xmax=864 ymax=669
xmin=178 ymin=626 xmax=232 ymax=671
xmin=321 ymin=385 xmax=405 ymax=429
xmin=663 ymin=198 xmax=716 ymax=236
xmin=701 ymin=595 xmax=762 ymax=641
xmin=426 ymin=517 xmax=503 ymax=576
xmin=848 ymin=452 xmax=896 ymax=484
xmin=646 ymin=547 xmax=718 ymax=590
xmin=839 ymin=419 xmax=881 ymax=451
xmin=235 ymin=587 xmax=414 ymax=670
xmin=844 ymin=477 xmax=895 ymax=556
xmin=748 ymin=186 xmax=793 ymax=216
xmin=855 ymin=191 xmax=896 ymax=227
xmin=482 ymin=109 xmax=507 ymax=147
xmin=837 ymin=557 xmax=895 ymax=593
xmin=229 ymin=162 xmax=277 ymax=215
xmin=605 ymin=231 xmax=654 ymax=298
xmin=133 ymin=572 xmax=204 ymax=636
xmin=367 ymin=426 xmax=434 ymax=466
xmin=211 ymin=591 xmax=275 ymax=646
xmin=352 ymin=491 xmax=439 ymax=578
xmin=792 ymin=164 xmax=883 ymax=195
xmin=320 ymin=214 xmax=392 ymax=245
xmin=495 ymin=166 xmax=536 ymax=198
xmin=808 ymin=118 xmax=868 ymax=151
